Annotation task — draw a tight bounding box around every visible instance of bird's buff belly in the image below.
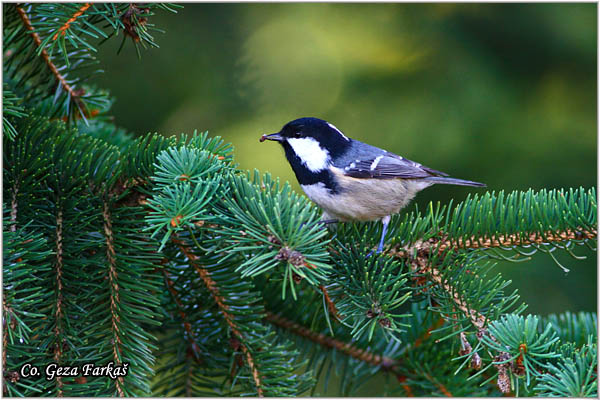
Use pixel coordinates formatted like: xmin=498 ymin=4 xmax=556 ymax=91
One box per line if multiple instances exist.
xmin=301 ymin=170 xmax=431 ymax=222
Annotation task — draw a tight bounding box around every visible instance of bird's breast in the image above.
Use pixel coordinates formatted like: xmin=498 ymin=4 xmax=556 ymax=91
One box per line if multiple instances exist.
xmin=300 ymin=167 xmax=432 ymax=222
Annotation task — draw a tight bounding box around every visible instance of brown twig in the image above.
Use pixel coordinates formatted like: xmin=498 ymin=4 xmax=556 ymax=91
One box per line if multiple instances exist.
xmin=103 ymin=202 xmax=124 ymax=397
xmin=174 ymin=239 xmax=264 ymax=397
xmin=52 ymin=3 xmax=92 ymax=40
xmin=16 ymin=5 xmax=83 ymax=106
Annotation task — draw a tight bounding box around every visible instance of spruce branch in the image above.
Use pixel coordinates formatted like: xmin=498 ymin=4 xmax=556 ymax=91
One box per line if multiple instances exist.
xmin=543 ymin=312 xmax=597 ymax=346
xmin=389 ymin=227 xmax=597 ymax=259
xmin=97 ymin=204 xmax=163 ymax=396
xmin=102 ymin=200 xmax=125 ymax=397
xmin=175 ymin=239 xmax=265 ymax=397
xmin=5 ymin=4 xmax=178 ymax=124
xmin=412 ymin=256 xmax=488 ymax=330
xmin=15 ymin=4 xmax=85 ymax=114
xmin=328 ymin=245 xmax=412 ymax=343
xmin=53 ymin=208 xmax=65 ymax=396
xmin=2 ymin=224 xmax=52 ymax=396
xmin=162 ymin=269 xmax=204 ymax=364
xmin=2 ymin=87 xmax=27 ymax=141
xmin=264 ymin=311 xmax=396 ymax=370
xmin=534 ymin=337 xmax=597 ymax=397
xmin=51 ymin=3 xmax=93 ymax=41
xmin=9 ymin=183 xmax=18 ymax=233
xmin=1 ymin=303 xmax=16 ymax=393
xmin=404 ymin=251 xmax=519 ymax=393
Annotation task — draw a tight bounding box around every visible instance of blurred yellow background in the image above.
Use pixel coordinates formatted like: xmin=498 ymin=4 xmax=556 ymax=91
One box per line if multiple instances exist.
xmin=95 ymin=3 xmax=596 ymax=314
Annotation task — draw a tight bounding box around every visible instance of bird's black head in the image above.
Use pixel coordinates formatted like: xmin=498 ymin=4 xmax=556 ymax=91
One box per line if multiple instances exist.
xmin=260 ymin=117 xmax=352 ymax=159
xmin=260 ymin=117 xmax=352 ymax=188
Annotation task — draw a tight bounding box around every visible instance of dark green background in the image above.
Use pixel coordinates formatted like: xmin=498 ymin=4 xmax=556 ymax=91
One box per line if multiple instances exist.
xmin=95 ymin=3 xmax=596 ymax=315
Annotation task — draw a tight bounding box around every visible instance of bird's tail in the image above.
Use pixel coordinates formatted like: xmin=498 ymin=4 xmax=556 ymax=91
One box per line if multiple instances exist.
xmin=424 ymin=177 xmax=486 ymax=187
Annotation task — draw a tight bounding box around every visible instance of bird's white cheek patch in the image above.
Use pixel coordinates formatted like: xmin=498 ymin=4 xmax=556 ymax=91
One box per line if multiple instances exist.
xmin=287 ymin=138 xmax=330 ymax=172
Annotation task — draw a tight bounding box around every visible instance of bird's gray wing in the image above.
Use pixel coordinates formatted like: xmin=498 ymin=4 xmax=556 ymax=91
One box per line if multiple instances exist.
xmin=341 ymin=152 xmax=449 ymax=179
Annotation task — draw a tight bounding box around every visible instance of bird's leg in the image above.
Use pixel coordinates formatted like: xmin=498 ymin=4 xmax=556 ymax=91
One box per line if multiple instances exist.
xmin=366 ymin=215 xmax=391 ymax=257
xmin=376 ymin=215 xmax=391 ymax=254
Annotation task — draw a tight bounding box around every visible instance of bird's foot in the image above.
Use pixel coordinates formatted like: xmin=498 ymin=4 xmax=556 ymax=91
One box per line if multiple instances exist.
xmin=366 ymin=242 xmax=385 ymax=258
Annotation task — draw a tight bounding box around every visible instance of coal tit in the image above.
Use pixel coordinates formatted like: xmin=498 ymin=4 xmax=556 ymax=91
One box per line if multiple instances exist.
xmin=260 ymin=117 xmax=485 ymax=253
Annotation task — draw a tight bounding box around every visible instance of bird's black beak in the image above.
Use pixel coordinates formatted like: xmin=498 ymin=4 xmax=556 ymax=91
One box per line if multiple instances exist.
xmin=259 ymin=132 xmax=284 ymax=143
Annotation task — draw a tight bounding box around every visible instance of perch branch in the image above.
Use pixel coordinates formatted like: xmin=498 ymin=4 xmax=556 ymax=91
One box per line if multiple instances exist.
xmin=389 ymin=228 xmax=597 ymax=259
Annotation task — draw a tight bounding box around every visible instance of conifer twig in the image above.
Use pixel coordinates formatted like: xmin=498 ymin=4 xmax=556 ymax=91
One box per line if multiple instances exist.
xmin=414 ymin=256 xmax=487 ymax=330
xmin=10 ymin=184 xmax=18 ymax=232
xmin=174 ymin=239 xmax=264 ymax=397
xmin=162 ymin=269 xmax=203 ymax=363
xmin=2 ymin=302 xmax=10 ymax=373
xmin=264 ymin=311 xmax=395 ymax=369
xmin=406 ymin=246 xmax=510 ymax=393
xmin=15 ymin=5 xmax=82 ymax=105
xmin=54 ymin=209 xmax=64 ymax=396
xmin=52 ymin=3 xmax=92 ymax=40
xmin=423 ymin=372 xmax=452 ymax=396
xmin=389 ymin=228 xmax=597 ymax=258
xmin=103 ymin=202 xmax=125 ymax=396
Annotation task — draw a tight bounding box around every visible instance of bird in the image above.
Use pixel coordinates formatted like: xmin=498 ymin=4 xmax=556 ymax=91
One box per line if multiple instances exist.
xmin=260 ymin=117 xmax=485 ymax=254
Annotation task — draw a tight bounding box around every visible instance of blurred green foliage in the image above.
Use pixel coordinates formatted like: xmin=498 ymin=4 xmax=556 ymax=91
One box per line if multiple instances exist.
xmin=95 ymin=3 xmax=596 ymax=314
